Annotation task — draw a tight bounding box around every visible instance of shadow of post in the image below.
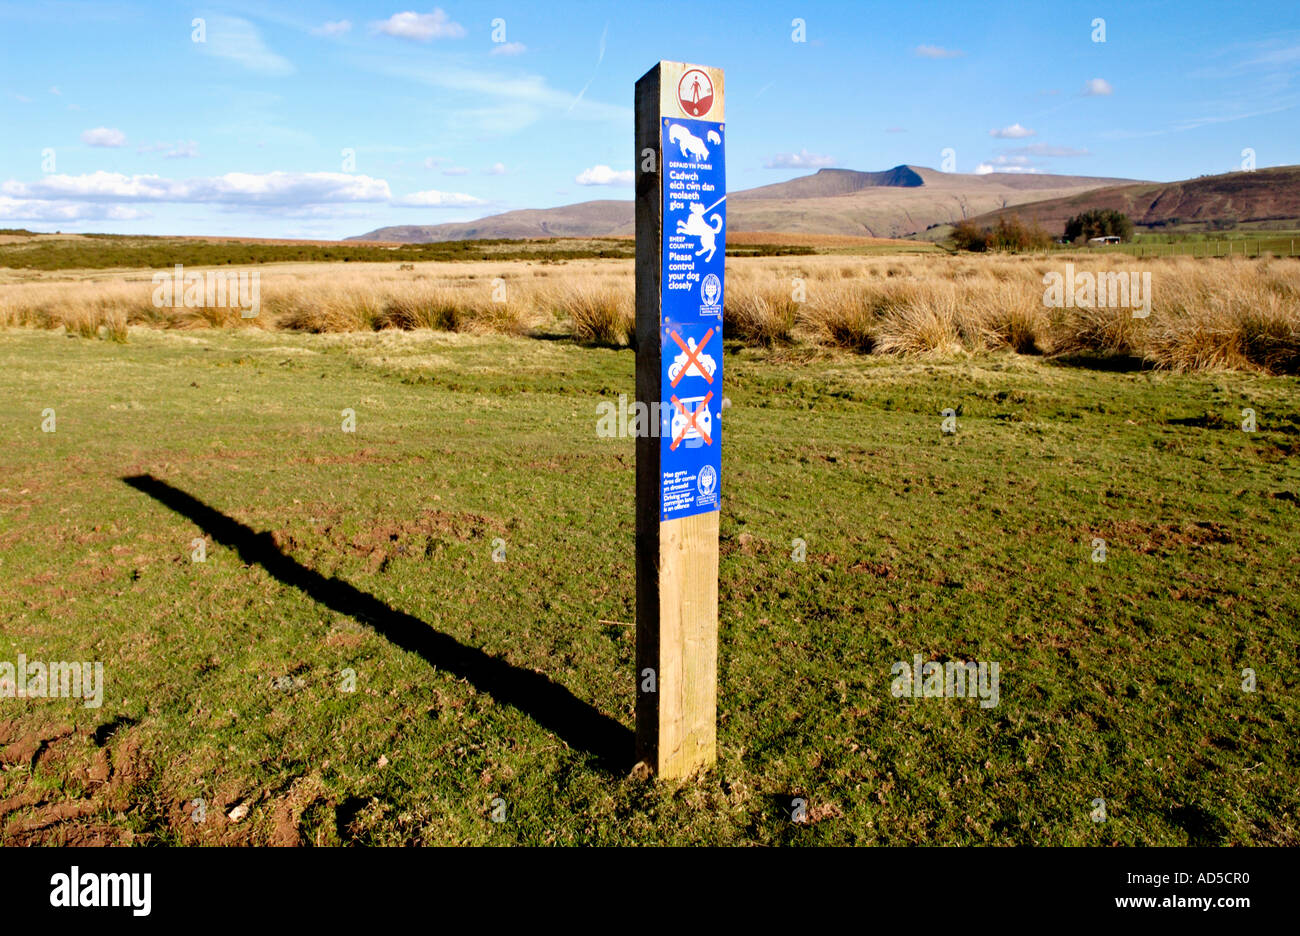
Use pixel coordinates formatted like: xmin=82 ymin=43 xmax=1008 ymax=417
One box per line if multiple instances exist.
xmin=123 ymin=474 xmax=633 ymax=771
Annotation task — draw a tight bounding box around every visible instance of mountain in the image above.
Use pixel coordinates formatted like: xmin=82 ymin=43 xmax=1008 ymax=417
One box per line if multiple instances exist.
xmin=353 ymin=200 xmax=634 ymax=243
xmin=960 ymin=165 xmax=1300 ymax=234
xmin=726 ymin=165 xmax=1141 ymax=239
xmin=737 ymin=165 xmax=926 ymax=198
xmin=349 ymin=165 xmax=1142 ymax=242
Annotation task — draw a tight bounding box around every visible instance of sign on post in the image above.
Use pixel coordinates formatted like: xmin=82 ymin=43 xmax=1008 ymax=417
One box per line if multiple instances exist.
xmin=635 ymin=61 xmax=725 ymax=779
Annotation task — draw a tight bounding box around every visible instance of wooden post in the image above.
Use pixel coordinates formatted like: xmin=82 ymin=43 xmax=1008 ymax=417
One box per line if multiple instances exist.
xmin=635 ymin=61 xmax=725 ymax=780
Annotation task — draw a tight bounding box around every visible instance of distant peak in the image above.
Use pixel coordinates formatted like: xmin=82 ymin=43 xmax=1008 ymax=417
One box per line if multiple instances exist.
xmin=741 ymin=165 xmax=925 ymax=200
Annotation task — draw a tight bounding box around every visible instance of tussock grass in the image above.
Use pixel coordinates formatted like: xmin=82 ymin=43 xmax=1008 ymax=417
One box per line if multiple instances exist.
xmin=558 ymin=282 xmax=634 ymax=346
xmin=2 ymin=254 xmax=1297 ymax=372
xmin=871 ymin=283 xmax=963 ymax=355
xmin=723 ymin=271 xmax=797 ymax=346
xmin=1047 ymin=304 xmax=1148 ymax=356
xmin=1145 ymin=265 xmax=1300 ymax=372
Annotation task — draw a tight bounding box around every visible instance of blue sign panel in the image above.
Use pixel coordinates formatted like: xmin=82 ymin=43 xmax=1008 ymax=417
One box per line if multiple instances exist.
xmin=659 ymin=116 xmax=724 ymax=521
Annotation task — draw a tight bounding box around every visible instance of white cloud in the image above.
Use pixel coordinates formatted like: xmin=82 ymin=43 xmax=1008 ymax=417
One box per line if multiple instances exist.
xmin=491 ymin=42 xmax=526 ymax=56
xmin=441 ymin=166 xmax=470 ymax=176
xmin=764 ymin=149 xmax=836 ymax=169
xmin=0 ymin=197 xmax=149 ymax=221
xmin=484 ymin=162 xmax=507 ymax=175
xmin=214 ymin=204 xmax=373 ymax=220
xmin=989 ymin=123 xmax=1035 ymax=139
xmin=368 ymin=58 xmax=630 ymax=132
xmin=980 ymin=155 xmax=1034 ymax=169
xmin=422 ymin=157 xmax=444 ymax=169
xmin=0 ymin=168 xmax=490 ymax=221
xmin=394 ymin=189 xmax=484 ymax=207
xmin=1083 ymin=78 xmax=1113 ymax=96
xmin=2 ymin=171 xmax=393 ymax=206
xmin=9 ymin=92 xmax=32 ymax=103
xmin=138 ymin=140 xmax=200 ymax=159
xmin=975 ymin=162 xmax=1043 ymax=175
xmin=575 ymin=165 xmax=633 ymax=186
xmin=372 ymin=10 xmax=466 ymax=41
xmin=81 ymin=127 xmax=126 ymax=147
xmin=198 ymin=16 xmax=294 ymax=76
xmin=49 ymin=86 xmax=61 ymax=96
xmin=311 ymin=20 xmax=352 ymax=37
xmin=569 ymin=22 xmax=610 ymax=112
xmin=915 ymin=45 xmax=964 ymax=59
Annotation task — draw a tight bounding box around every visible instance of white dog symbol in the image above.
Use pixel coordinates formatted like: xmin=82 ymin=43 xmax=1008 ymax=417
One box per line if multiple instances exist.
xmin=677 ymin=203 xmax=724 ymax=262
xmin=668 ymin=124 xmax=709 ymax=161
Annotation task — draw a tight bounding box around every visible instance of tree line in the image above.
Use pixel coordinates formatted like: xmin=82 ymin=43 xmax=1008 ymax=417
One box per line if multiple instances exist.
xmin=951 ymin=208 xmax=1134 ymax=252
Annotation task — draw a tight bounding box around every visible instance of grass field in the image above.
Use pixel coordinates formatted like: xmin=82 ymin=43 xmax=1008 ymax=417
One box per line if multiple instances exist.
xmin=7 ymin=253 xmax=1300 ymax=376
xmin=0 ymin=232 xmax=635 ymax=270
xmin=1 ymin=326 xmax=1297 ymax=845
xmin=1098 ymin=234 xmax=1300 ymax=259
xmin=0 ymin=232 xmax=819 ymax=272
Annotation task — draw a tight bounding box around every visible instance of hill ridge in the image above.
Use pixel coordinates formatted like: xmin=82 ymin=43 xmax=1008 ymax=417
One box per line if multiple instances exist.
xmin=961 ymin=165 xmax=1300 ymax=234
xmin=350 ymin=165 xmax=1148 ymax=243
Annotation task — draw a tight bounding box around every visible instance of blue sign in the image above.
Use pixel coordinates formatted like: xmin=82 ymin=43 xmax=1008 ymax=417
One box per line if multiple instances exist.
xmin=659 ymin=116 xmax=724 ymax=521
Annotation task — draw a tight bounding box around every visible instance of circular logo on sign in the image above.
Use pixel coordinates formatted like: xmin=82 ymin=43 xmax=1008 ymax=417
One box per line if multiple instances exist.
xmin=701 ymin=273 xmax=721 ymax=306
xmin=677 ymin=69 xmax=714 ymax=117
xmin=697 ymin=464 xmax=717 ymax=497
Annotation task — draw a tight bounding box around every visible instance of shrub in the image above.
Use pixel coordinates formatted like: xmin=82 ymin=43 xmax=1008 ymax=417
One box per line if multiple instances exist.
xmin=1064 ymin=209 xmax=1134 ymax=243
xmin=952 ymin=221 xmax=989 ymax=252
xmin=988 ymin=216 xmax=1053 ymax=252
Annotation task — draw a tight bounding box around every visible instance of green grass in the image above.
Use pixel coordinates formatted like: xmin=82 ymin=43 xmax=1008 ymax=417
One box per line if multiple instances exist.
xmin=1132 ymin=228 xmax=1300 ymax=244
xmin=0 ymin=234 xmax=636 ymax=270
xmin=1102 ymin=234 xmax=1300 ymax=259
xmin=1 ymin=328 xmax=1297 ymax=845
xmin=820 ymin=242 xmax=947 ymax=257
xmin=930 ymin=224 xmax=1300 ymax=258
xmin=0 ymin=234 xmax=816 ymax=271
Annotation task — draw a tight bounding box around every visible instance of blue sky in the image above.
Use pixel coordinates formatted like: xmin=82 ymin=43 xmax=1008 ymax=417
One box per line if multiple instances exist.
xmin=2 ymin=0 xmax=1297 ymax=238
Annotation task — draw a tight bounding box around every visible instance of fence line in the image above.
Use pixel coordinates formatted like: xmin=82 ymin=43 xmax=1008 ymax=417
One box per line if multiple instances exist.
xmin=1121 ymin=238 xmax=1298 ymax=259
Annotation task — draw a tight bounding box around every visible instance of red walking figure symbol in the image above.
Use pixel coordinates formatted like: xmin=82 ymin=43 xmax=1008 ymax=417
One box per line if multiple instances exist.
xmin=677 ymin=69 xmax=714 ymax=117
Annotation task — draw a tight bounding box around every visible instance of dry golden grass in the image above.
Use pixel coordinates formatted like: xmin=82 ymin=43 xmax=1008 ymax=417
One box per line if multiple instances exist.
xmin=555 ymin=280 xmax=634 ymax=346
xmin=2 ymin=253 xmax=1297 ymax=373
xmin=724 ymin=272 xmax=798 ymax=346
xmin=722 ymin=231 xmax=926 ymax=249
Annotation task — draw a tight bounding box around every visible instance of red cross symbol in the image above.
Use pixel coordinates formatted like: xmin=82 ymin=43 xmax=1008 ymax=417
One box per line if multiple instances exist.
xmin=669 ymin=328 xmax=715 ymax=388
xmin=670 ymin=392 xmax=713 ymax=451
